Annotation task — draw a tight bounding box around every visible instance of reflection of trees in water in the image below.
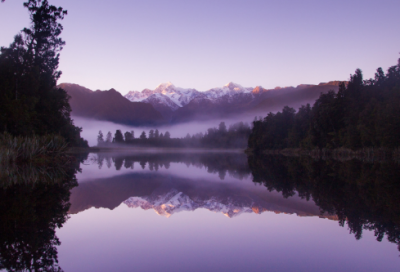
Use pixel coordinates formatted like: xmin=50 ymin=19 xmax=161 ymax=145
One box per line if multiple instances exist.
xmin=248 ymin=154 xmax=400 ymax=251
xmin=0 ymin=154 xmax=86 ymax=272
xmin=93 ymin=152 xmax=251 ymax=180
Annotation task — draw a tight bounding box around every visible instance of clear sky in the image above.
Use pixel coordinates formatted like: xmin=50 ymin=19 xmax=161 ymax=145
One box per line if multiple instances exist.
xmin=1 ymin=0 xmax=400 ymax=95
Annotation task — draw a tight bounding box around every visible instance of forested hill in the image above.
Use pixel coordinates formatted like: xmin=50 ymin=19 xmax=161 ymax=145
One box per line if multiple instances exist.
xmin=248 ymin=59 xmax=400 ymax=151
xmin=59 ymin=83 xmax=165 ymax=126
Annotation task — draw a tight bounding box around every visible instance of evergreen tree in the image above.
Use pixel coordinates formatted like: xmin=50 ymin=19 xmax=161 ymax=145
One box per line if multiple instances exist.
xmin=124 ymin=131 xmax=133 ymax=141
xmin=155 ymin=129 xmax=159 ymax=139
xmin=114 ymin=130 xmax=124 ymax=143
xmin=248 ymin=58 xmax=400 ymax=152
xmin=140 ymin=131 xmax=147 ymax=139
xmin=97 ymin=130 xmax=104 ymax=146
xmin=219 ymin=122 xmax=227 ymax=133
xmin=106 ymin=131 xmax=112 ymax=143
xmin=149 ymin=129 xmax=154 ymax=139
xmin=0 ymin=0 xmax=86 ymax=146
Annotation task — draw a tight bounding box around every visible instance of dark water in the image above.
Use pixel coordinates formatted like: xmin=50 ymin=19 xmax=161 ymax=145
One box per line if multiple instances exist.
xmin=1 ymin=151 xmax=400 ymax=271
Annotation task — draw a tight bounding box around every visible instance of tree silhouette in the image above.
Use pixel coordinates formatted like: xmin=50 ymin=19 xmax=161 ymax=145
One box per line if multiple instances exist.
xmin=0 ymin=0 xmax=86 ymax=146
xmin=105 ymin=131 xmax=112 ymax=143
xmin=248 ymin=58 xmax=400 ymax=152
xmin=114 ymin=130 xmax=124 ymax=143
xmin=97 ymin=130 xmax=104 ymax=145
xmin=149 ymin=129 xmax=154 ymax=139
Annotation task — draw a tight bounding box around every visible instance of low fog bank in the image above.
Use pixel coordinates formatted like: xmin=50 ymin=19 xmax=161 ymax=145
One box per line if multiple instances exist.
xmin=72 ymin=101 xmax=313 ymax=146
xmin=72 ymin=115 xmax=256 ymax=147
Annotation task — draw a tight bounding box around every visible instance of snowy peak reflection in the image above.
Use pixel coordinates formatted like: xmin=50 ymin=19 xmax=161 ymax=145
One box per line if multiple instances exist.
xmin=71 ymin=152 xmax=330 ymax=219
xmin=125 ymin=189 xmax=269 ymax=218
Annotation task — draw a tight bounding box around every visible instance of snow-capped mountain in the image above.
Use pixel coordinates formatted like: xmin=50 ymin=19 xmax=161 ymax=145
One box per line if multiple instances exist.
xmin=124 ymin=82 xmax=253 ymax=112
xmin=143 ymin=93 xmax=180 ymax=111
xmin=125 ymin=82 xmax=205 ymax=109
xmin=124 ymin=189 xmax=255 ymax=218
xmin=204 ymin=82 xmax=253 ymax=100
xmin=122 ymin=81 xmax=341 ymax=123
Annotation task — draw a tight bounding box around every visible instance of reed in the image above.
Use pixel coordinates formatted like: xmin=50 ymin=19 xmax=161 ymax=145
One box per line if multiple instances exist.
xmin=0 ymin=133 xmax=69 ymax=164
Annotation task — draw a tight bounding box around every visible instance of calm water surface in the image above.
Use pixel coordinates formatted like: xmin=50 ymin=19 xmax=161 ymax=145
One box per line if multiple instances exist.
xmin=1 ymin=151 xmax=400 ymax=271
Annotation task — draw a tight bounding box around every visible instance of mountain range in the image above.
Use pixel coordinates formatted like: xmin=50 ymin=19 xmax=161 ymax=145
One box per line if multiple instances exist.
xmin=60 ymin=81 xmax=342 ymax=125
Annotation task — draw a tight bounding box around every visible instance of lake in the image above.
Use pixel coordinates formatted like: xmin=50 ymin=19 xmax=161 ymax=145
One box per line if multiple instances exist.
xmin=1 ymin=151 xmax=399 ymax=271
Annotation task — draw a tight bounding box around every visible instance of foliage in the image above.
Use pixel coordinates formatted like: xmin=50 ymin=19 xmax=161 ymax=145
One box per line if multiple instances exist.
xmin=113 ymin=130 xmax=124 ymax=143
xmin=248 ymin=59 xmax=400 ymax=151
xmin=0 ymin=133 xmax=69 ymax=164
xmin=0 ymin=0 xmax=87 ymax=147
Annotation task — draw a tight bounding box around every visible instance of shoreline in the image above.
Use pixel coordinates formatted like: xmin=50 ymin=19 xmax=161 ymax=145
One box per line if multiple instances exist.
xmin=67 ymin=146 xmax=246 ymax=154
xmin=246 ymin=147 xmax=400 ymax=162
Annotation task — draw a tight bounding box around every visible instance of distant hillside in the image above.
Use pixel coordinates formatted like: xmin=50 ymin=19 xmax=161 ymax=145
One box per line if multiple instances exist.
xmin=170 ymin=81 xmax=342 ymax=123
xmin=59 ymin=83 xmax=164 ymax=126
xmin=249 ymin=81 xmax=342 ymax=113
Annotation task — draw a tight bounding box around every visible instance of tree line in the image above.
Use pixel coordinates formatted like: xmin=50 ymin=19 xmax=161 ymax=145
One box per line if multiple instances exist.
xmin=248 ymin=58 xmax=400 ymax=152
xmin=0 ymin=0 xmax=87 ymax=147
xmin=97 ymin=121 xmax=251 ymax=149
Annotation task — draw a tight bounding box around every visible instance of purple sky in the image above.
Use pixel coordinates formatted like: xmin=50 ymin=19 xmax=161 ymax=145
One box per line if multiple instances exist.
xmin=1 ymin=0 xmax=400 ymax=95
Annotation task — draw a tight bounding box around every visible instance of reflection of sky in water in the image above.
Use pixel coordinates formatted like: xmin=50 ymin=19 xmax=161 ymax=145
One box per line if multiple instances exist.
xmin=57 ymin=152 xmax=400 ymax=271
xmin=58 ymin=205 xmax=400 ymax=272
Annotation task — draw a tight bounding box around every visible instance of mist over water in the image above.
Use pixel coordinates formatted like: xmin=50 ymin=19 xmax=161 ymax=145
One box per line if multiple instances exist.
xmin=72 ymin=115 xmax=256 ymax=146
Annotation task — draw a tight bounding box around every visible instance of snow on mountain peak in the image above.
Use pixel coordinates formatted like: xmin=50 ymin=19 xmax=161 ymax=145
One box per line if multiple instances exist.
xmin=124 ymin=82 xmax=254 ymax=111
xmin=155 ymin=82 xmax=175 ymax=92
xmin=224 ymin=82 xmax=242 ymax=90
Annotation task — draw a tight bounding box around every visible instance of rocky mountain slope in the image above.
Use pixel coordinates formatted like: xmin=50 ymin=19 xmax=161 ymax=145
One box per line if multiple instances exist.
xmin=59 ymin=83 xmax=164 ymax=125
xmin=125 ymin=81 xmax=341 ymax=123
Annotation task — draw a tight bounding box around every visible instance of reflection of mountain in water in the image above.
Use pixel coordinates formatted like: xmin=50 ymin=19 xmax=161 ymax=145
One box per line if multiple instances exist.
xmin=73 ymin=151 xmax=400 ymax=254
xmin=124 ymin=189 xmax=255 ymax=218
xmin=123 ymin=186 xmax=335 ymax=219
xmin=71 ymin=156 xmax=333 ymax=219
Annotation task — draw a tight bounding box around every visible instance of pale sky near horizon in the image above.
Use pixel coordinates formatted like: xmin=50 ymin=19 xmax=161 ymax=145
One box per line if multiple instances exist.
xmin=1 ymin=0 xmax=400 ymax=95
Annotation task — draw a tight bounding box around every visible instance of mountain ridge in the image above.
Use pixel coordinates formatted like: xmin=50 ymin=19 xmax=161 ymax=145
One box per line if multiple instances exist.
xmin=59 ymin=83 xmax=165 ymax=126
xmin=60 ymin=80 xmax=343 ymax=125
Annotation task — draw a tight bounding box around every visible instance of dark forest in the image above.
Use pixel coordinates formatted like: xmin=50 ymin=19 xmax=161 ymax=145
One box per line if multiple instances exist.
xmin=248 ymin=60 xmax=400 ymax=152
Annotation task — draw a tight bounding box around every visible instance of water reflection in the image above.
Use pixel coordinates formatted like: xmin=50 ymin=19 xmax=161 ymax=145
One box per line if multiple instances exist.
xmin=93 ymin=151 xmax=251 ymax=180
xmin=72 ymin=152 xmax=332 ymax=221
xmin=0 ymin=155 xmax=86 ymax=272
xmin=2 ymin=151 xmax=400 ymax=272
xmin=248 ymin=154 xmax=400 ymax=252
xmin=74 ymin=152 xmax=400 ymax=253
